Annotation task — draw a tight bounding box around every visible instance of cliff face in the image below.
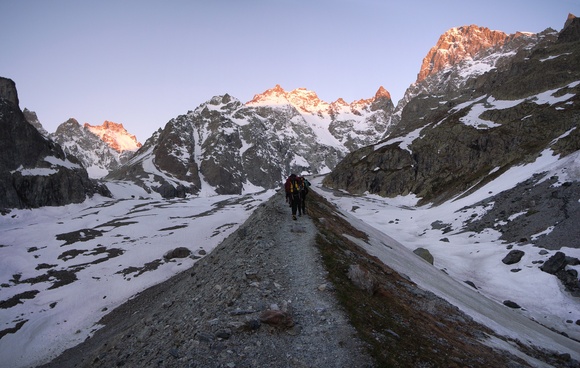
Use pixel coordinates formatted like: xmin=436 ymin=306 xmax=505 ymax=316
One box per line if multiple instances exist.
xmin=417 ymin=25 xmax=511 ymax=82
xmin=0 ymin=77 xmax=110 ymax=209
xmin=324 ymin=16 xmax=580 ymax=207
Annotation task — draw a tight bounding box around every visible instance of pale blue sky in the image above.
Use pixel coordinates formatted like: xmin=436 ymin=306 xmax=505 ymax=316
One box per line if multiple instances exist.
xmin=1 ymin=0 xmax=578 ymax=141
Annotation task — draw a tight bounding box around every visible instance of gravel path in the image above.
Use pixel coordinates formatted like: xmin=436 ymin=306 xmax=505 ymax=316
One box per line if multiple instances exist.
xmin=41 ymin=190 xmax=373 ymax=367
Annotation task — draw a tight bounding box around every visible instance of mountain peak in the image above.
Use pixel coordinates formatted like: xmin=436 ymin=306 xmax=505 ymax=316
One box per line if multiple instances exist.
xmin=417 ymin=25 xmax=510 ymax=82
xmin=84 ymin=120 xmax=142 ymax=152
xmin=374 ymin=86 xmax=391 ymax=100
xmin=247 ymin=85 xmax=326 ymax=113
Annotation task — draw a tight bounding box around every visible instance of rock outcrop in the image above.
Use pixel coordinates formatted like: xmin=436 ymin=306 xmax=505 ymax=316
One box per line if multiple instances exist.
xmin=0 ymin=77 xmax=110 ymax=209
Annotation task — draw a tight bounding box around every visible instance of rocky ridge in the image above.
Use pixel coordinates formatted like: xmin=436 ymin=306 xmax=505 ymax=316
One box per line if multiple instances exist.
xmin=393 ymin=23 xmax=559 ymax=127
xmin=107 ymin=86 xmax=393 ymax=198
xmin=417 ymin=25 xmax=516 ymax=82
xmin=324 ymin=15 xmax=580 ymax=207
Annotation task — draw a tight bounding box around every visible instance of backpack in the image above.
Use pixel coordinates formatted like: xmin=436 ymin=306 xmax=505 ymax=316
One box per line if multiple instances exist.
xmin=290 ymin=178 xmax=301 ymax=195
xmin=285 ymin=175 xmax=301 ymax=195
xmin=298 ymin=177 xmax=309 ymax=194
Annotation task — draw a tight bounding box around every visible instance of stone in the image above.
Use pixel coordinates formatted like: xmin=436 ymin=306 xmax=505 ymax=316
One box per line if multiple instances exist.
xmin=347 ymin=264 xmax=377 ymax=294
xmin=413 ymin=248 xmax=434 ymax=265
xmin=502 ymin=250 xmax=525 ymax=265
xmin=163 ymin=247 xmax=192 ymax=260
xmin=540 ymin=252 xmax=567 ymax=274
xmin=259 ymin=310 xmax=294 ymax=328
xmin=503 ymin=300 xmax=521 ymax=309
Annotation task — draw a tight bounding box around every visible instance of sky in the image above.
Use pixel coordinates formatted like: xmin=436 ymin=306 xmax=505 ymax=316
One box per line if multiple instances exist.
xmin=1 ymin=0 xmax=579 ymax=142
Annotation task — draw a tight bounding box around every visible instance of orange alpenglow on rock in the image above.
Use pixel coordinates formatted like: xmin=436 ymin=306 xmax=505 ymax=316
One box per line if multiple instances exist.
xmin=84 ymin=120 xmax=142 ymax=152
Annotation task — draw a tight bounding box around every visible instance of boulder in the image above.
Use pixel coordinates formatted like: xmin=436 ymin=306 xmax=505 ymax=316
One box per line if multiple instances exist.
xmin=163 ymin=247 xmax=192 ymax=260
xmin=413 ymin=248 xmax=434 ymax=265
xmin=502 ymin=250 xmax=525 ymax=265
xmin=540 ymin=252 xmax=567 ymax=274
xmin=503 ymin=300 xmax=521 ymax=309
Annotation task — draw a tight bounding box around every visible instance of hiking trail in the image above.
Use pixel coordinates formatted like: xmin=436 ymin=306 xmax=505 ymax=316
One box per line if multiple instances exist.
xmin=41 ymin=190 xmax=373 ymax=367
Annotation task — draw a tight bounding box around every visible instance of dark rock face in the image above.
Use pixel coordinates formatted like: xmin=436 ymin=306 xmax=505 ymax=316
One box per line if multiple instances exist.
xmin=558 ymin=13 xmax=580 ymax=43
xmin=23 ymin=108 xmax=48 ymax=136
xmin=0 ymin=77 xmax=110 ymax=209
xmin=0 ymin=78 xmax=18 ymax=106
xmin=462 ymin=175 xmax=580 ymax=250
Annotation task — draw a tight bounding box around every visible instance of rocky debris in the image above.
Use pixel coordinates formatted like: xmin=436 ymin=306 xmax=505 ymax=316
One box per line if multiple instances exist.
xmin=463 ymin=175 xmax=580 ymax=250
xmin=541 ymin=252 xmax=580 ymax=296
xmin=541 ymin=252 xmax=569 ymax=274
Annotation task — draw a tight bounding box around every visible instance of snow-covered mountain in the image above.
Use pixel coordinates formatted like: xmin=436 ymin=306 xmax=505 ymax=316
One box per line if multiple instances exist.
xmin=392 ymin=24 xmax=559 ymax=126
xmin=1 ymin=13 xmax=579 ymax=368
xmin=106 ymin=85 xmax=393 ymax=198
xmin=49 ymin=119 xmax=141 ymax=179
xmin=325 ymin=14 xmax=579 ymax=206
xmin=324 ymin=11 xmax=580 ymax=344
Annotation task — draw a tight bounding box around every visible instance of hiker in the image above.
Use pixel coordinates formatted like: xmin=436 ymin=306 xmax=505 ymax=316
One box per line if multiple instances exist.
xmin=284 ymin=174 xmax=302 ymax=220
xmin=298 ymin=176 xmax=310 ymax=215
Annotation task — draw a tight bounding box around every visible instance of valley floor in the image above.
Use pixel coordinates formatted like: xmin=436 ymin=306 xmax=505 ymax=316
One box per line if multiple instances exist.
xmin=39 ymin=190 xmax=579 ymax=368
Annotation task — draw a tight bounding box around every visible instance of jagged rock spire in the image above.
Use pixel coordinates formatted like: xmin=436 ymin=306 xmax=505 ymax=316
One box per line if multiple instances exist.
xmin=0 ymin=77 xmax=19 ymax=107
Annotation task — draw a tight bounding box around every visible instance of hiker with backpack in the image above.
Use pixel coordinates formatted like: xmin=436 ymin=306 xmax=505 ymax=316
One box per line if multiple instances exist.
xmin=298 ymin=176 xmax=310 ymax=215
xmin=284 ymin=174 xmax=302 ymax=220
